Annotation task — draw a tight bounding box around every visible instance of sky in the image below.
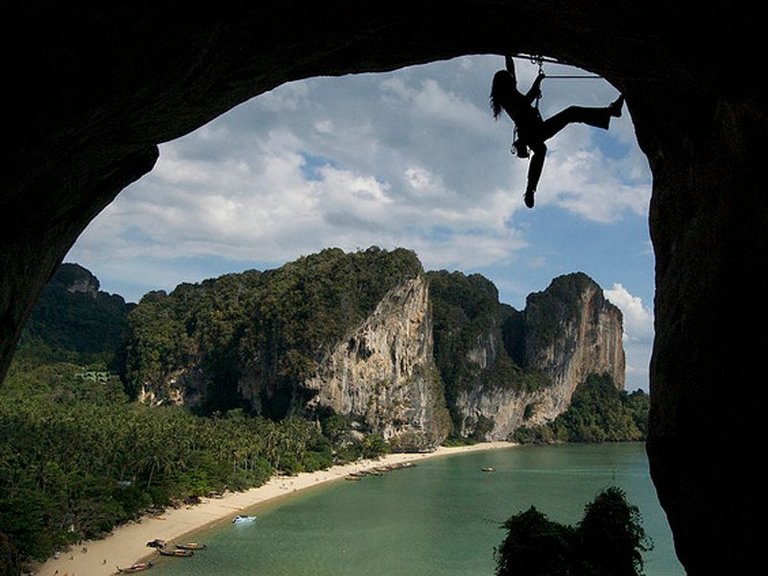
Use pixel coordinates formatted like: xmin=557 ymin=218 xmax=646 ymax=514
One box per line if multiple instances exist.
xmin=66 ymin=55 xmax=655 ymax=392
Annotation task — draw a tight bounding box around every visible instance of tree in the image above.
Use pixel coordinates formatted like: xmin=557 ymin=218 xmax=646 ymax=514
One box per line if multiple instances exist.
xmin=512 ymin=375 xmax=650 ymax=444
xmin=495 ymin=487 xmax=652 ymax=576
xmin=0 ymin=532 xmax=21 ymax=576
xmin=495 ymin=506 xmax=575 ymax=576
xmin=578 ymin=487 xmax=651 ymax=576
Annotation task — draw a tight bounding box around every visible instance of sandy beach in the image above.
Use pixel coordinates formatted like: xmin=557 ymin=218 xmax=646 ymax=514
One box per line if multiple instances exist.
xmin=34 ymin=441 xmax=514 ymax=576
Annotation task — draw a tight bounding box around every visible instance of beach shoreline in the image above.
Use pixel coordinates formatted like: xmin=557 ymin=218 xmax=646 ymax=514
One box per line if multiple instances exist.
xmin=34 ymin=441 xmax=515 ymax=576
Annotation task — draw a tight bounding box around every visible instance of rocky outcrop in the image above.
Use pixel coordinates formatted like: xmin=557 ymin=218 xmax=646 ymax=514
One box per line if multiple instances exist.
xmin=54 ymin=263 xmax=100 ymax=297
xmin=523 ymin=273 xmax=625 ymax=410
xmin=302 ymin=269 xmax=624 ymax=446
xmin=127 ymin=265 xmax=452 ymax=450
xmin=17 ymin=264 xmax=131 ymax=365
xmin=124 ymin=254 xmax=621 ymax=449
xmin=305 ymin=275 xmax=450 ymax=451
xmin=126 ymin=248 xmax=431 ymax=421
xmin=442 ymin=272 xmax=624 ymax=441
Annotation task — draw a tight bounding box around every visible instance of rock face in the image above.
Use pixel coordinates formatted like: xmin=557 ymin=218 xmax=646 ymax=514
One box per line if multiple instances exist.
xmin=523 ymin=273 xmax=625 ymax=411
xmin=305 ymin=275 xmax=450 ymax=451
xmin=442 ymin=272 xmax=624 ymax=440
xmin=55 ymin=263 xmax=101 ymax=297
xmin=303 ymin=270 xmax=623 ymax=447
xmin=3 ymin=3 xmax=766 ymax=572
xmin=125 ymin=253 xmax=621 ymax=449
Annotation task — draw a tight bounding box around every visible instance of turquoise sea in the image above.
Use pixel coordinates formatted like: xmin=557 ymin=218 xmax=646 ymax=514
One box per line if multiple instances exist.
xmin=149 ymin=443 xmax=685 ymax=576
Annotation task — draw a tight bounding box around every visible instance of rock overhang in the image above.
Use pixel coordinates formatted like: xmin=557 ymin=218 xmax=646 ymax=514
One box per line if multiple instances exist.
xmin=3 ymin=3 xmax=767 ymax=573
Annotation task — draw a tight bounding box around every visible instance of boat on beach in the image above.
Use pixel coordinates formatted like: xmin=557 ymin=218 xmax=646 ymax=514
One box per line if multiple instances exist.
xmin=158 ymin=547 xmax=194 ymax=557
xmin=146 ymin=538 xmax=166 ymax=548
xmin=344 ymin=461 xmax=417 ymax=481
xmin=116 ymin=561 xmax=153 ymax=573
xmin=175 ymin=542 xmax=207 ymax=550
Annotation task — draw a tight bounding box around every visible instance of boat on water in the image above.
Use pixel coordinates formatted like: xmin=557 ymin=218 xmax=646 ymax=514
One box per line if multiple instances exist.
xmin=175 ymin=542 xmax=207 ymax=550
xmin=481 ymin=467 xmax=495 ymax=472
xmin=116 ymin=561 xmax=153 ymax=573
xmin=158 ymin=547 xmax=193 ymax=557
xmin=233 ymin=514 xmax=257 ymax=524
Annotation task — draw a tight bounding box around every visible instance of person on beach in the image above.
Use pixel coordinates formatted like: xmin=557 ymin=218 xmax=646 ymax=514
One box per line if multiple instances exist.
xmin=490 ymin=55 xmax=624 ymax=208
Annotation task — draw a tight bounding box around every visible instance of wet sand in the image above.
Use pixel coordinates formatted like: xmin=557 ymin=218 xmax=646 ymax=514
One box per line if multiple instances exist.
xmin=34 ymin=442 xmax=514 ymax=576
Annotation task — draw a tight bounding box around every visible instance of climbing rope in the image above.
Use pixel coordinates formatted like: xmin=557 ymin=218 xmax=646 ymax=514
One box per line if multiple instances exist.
xmin=520 ymin=53 xmax=602 ymax=80
xmin=520 ymin=53 xmax=602 ymax=111
xmin=542 ymin=74 xmax=602 ymax=78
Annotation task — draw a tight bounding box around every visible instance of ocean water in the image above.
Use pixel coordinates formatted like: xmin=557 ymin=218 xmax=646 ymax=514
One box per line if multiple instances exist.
xmin=149 ymin=443 xmax=685 ymax=575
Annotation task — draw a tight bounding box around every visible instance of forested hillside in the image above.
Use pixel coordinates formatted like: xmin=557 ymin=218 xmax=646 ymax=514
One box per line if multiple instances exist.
xmin=512 ymin=373 xmax=649 ymax=443
xmin=126 ymin=246 xmax=424 ymax=415
xmin=0 ymin=367 xmax=364 ymax=571
xmin=0 ymin=248 xmax=645 ymax=573
xmin=14 ymin=263 xmax=132 ymax=371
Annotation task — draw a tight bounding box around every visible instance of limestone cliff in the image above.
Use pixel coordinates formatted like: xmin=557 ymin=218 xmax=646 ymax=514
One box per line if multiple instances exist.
xmin=435 ymin=272 xmax=624 ymax=441
xmin=304 ymin=275 xmax=450 ymax=451
xmin=126 ymin=251 xmax=623 ymax=449
xmin=523 ymin=273 xmax=625 ymax=407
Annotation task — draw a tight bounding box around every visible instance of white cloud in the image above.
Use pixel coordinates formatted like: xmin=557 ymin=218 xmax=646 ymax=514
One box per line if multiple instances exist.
xmin=604 ymin=283 xmax=654 ymax=391
xmin=69 ymin=55 xmax=654 ymax=371
xmin=604 ymin=283 xmax=653 ymax=341
xmin=404 ymin=166 xmax=445 ymax=197
xmin=314 ymin=119 xmax=334 ymax=134
xmin=528 ymin=126 xmax=650 ymax=222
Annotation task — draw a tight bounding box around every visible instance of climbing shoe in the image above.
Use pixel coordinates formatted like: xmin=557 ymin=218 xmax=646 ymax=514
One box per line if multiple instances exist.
xmin=524 ymin=188 xmax=535 ymax=208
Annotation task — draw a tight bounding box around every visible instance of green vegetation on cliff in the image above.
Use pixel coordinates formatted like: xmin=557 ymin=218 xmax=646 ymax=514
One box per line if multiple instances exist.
xmin=513 ymin=374 xmax=649 ymax=444
xmin=427 ymin=274 xmax=538 ymax=387
xmin=126 ymin=246 xmax=423 ymax=416
xmin=427 ymin=270 xmax=550 ymax=435
xmin=15 ymin=263 xmax=132 ymax=371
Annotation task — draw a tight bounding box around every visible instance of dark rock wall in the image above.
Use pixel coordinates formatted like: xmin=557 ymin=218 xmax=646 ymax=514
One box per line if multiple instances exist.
xmin=3 ymin=2 xmax=765 ymax=573
xmin=642 ymin=83 xmax=766 ymax=575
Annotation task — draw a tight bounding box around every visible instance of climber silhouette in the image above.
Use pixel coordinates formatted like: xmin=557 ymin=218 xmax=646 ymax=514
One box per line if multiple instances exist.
xmin=490 ymin=56 xmax=624 ymax=208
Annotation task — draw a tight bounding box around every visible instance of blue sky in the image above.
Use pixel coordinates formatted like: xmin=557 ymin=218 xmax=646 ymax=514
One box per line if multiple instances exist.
xmin=66 ymin=55 xmax=654 ymax=391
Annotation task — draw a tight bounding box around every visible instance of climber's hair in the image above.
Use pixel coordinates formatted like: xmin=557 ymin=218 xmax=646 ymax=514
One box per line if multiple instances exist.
xmin=490 ymin=70 xmax=516 ymax=120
